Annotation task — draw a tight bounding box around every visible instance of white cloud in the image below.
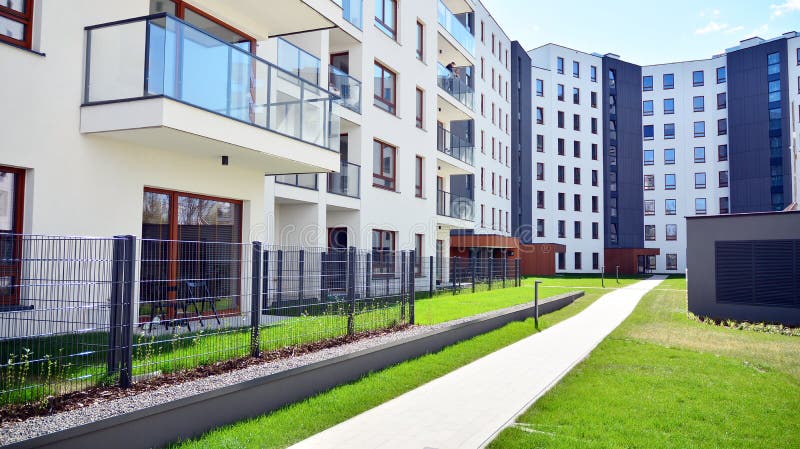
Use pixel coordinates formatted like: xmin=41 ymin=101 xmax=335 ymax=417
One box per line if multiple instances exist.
xmin=725 ymin=25 xmax=745 ymax=34
xmin=695 ymin=21 xmax=729 ymax=35
xmin=770 ymin=0 xmax=800 ymax=18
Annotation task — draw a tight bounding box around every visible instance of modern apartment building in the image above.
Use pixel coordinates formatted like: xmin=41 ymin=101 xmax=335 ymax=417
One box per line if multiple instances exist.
xmin=516 ymin=32 xmax=800 ymax=274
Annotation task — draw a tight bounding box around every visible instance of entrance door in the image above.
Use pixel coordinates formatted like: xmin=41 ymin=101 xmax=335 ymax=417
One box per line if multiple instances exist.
xmin=0 ymin=167 xmax=24 ymax=307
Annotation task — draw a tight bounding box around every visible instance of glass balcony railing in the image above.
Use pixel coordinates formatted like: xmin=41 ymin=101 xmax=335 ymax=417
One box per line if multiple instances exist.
xmin=329 ymin=66 xmax=362 ymax=113
xmin=437 ymin=125 xmax=474 ymax=166
xmin=437 ymin=0 xmax=475 ymax=55
xmin=437 ymin=63 xmax=475 ymax=110
xmin=327 ymin=161 xmax=360 ymax=198
xmin=83 ymin=13 xmax=340 ymax=152
xmin=437 ymin=190 xmax=474 ymax=221
xmin=277 ymin=38 xmax=321 ymax=85
xmin=275 ymin=174 xmax=319 ymax=190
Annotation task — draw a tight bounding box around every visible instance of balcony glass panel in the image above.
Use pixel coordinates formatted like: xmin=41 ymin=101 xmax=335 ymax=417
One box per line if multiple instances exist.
xmin=327 ymin=162 xmax=360 ymax=198
xmin=436 ymin=125 xmax=474 ymax=165
xmin=329 ymin=65 xmax=362 ymax=113
xmin=275 ymin=174 xmax=318 ymax=190
xmin=437 ymin=0 xmax=474 ymax=55
xmin=437 ymin=63 xmax=474 ymax=110
xmin=437 ymin=190 xmax=474 ymax=221
xmin=84 ymin=14 xmax=340 ymax=152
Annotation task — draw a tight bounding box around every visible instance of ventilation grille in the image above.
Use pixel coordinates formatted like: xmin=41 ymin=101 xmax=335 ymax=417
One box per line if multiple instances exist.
xmin=715 ymin=240 xmax=799 ymax=308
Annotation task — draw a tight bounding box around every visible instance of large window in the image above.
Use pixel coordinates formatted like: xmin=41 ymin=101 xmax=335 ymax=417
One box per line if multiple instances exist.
xmin=718 ymin=118 xmax=727 ymax=135
xmin=666 ymin=224 xmax=678 ymax=241
xmin=695 ymin=172 xmax=706 ymax=189
xmin=665 ymin=199 xmax=677 ymax=215
xmin=716 ymin=66 xmax=726 ymax=84
xmin=664 ymin=123 xmax=675 ymax=139
xmin=719 ymin=170 xmax=729 ymax=188
xmin=373 ymin=140 xmax=396 ymax=190
xmin=664 ymin=148 xmax=675 ymax=164
xmin=693 ymin=96 xmax=704 ymax=112
xmin=694 ymin=147 xmax=705 ymax=163
xmin=643 ymin=100 xmax=654 ymax=116
xmin=664 ymin=98 xmax=675 ymax=114
xmin=0 ymin=0 xmax=33 ymax=49
xmin=644 ymin=174 xmax=655 ymax=190
xmin=717 ymin=92 xmax=727 ymax=109
xmin=374 ymin=0 xmax=397 ymax=39
xmin=693 ymin=70 xmax=704 ymax=87
xmin=642 ymin=75 xmax=653 ymax=91
xmin=0 ymin=166 xmax=25 ymax=307
xmin=666 ymin=254 xmax=678 ymax=270
xmin=645 ymin=200 xmax=655 ymax=215
xmin=643 ymin=125 xmax=654 ymax=141
xmin=663 ymin=73 xmax=674 ymax=89
xmin=140 ymin=188 xmax=242 ymax=319
xmin=694 ymin=121 xmax=705 ymax=137
xmin=718 ymin=144 xmax=728 ymax=161
xmin=374 ymin=62 xmax=396 ymax=114
xmin=372 ymin=229 xmax=396 ymax=275
xmin=665 ymin=174 xmax=676 ymax=190
xmin=645 ymin=225 xmax=656 ymax=241
xmin=695 ymin=198 xmax=707 ymax=215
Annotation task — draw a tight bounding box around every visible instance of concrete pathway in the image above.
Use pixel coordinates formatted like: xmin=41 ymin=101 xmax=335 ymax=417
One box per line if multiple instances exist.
xmin=290 ymin=276 xmax=667 ymax=449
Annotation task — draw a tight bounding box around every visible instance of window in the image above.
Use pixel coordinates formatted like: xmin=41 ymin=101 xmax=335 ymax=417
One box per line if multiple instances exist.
xmin=373 ymin=140 xmax=396 ymax=190
xmin=592 ymin=195 xmax=599 ymax=212
xmin=558 ymin=138 xmax=565 ymax=155
xmin=573 ymin=194 xmax=581 ymax=211
xmin=536 ymin=79 xmax=544 ymax=96
xmin=536 ymin=107 xmax=544 ymax=124
xmin=717 ymin=118 xmax=727 ymax=136
xmin=592 ymin=252 xmax=599 ymax=270
xmin=414 ymin=156 xmax=423 ymax=197
xmin=558 ymin=220 xmax=566 ymax=238
xmin=694 ymin=121 xmax=705 ymax=137
xmin=693 ymin=96 xmax=704 ymax=112
xmin=643 ymin=125 xmax=654 ymax=140
xmin=536 ymin=163 xmax=544 ymax=181
xmin=374 ymin=62 xmax=396 ymax=114
xmin=663 ymin=98 xmax=675 ymax=114
xmin=480 ymin=21 xmax=484 ymax=42
xmin=372 ymin=229 xmax=396 ymax=274
xmin=695 ymin=172 xmax=706 ymax=189
xmin=573 ymin=141 xmax=581 ymax=158
xmin=592 ymin=144 xmax=598 ymax=160
xmin=558 ymin=165 xmax=565 ymax=183
xmin=573 ymin=114 xmax=580 ymax=131
xmin=645 ymin=200 xmax=655 ymax=215
xmin=643 ymin=100 xmax=654 ymax=116
xmin=666 ymin=224 xmax=678 ymax=241
xmin=591 ymin=91 xmax=598 ymax=108
xmin=643 ymin=75 xmax=653 ymax=91
xmin=665 ymin=174 xmax=676 ymax=190
xmin=665 ymin=199 xmax=677 ymax=215
xmin=591 ymin=117 xmax=598 ymax=134
xmin=718 ymin=144 xmax=728 ymax=161
xmin=592 ymin=223 xmax=599 ymax=240
xmin=573 ymin=60 xmax=580 ymax=78
xmin=557 ymin=57 xmax=564 ymax=74
xmin=666 ymin=254 xmax=678 ymax=270
xmin=415 ymin=20 xmax=424 ymax=60
xmin=664 ymin=123 xmax=675 ymax=139
xmin=645 ymin=225 xmax=656 ymax=241
xmin=558 ymin=252 xmax=565 ymax=270
xmin=414 ymin=234 xmax=423 ymax=274
xmin=0 ymin=166 xmax=24 ymax=305
xmin=663 ymin=73 xmax=674 ymax=89
xmin=717 ymin=66 xmax=726 ymax=84
xmin=644 ymin=174 xmax=655 ymax=190
xmin=536 ymin=134 xmax=544 ymax=152
xmin=537 ymin=191 xmax=545 ymax=208
xmin=374 ymin=0 xmax=397 ymax=39
xmin=719 ymin=197 xmax=729 ymax=214
xmin=558 ymin=193 xmax=565 ymax=211
xmin=573 ymin=87 xmax=580 ymax=104
xmin=717 ymin=92 xmax=727 ymax=109
xmin=591 ymin=65 xmax=597 ymax=82
xmin=574 ymin=252 xmax=582 ymax=269
xmin=644 ymin=150 xmax=654 ymax=165
xmin=557 ymin=84 xmax=565 ymax=101
xmin=664 ymin=148 xmax=675 ymax=164
xmin=719 ymin=170 xmax=729 ymax=188
xmin=695 ymin=198 xmax=707 ymax=215
xmin=694 ymin=147 xmax=705 ymax=163
xmin=693 ymin=70 xmax=704 ymax=87
xmin=592 ymin=170 xmax=599 ymax=187
xmin=537 ymin=219 xmax=545 ymax=237
xmin=415 ymin=87 xmax=424 ymax=129
xmin=558 ymin=111 xmax=565 ymax=128
xmin=0 ymin=0 xmax=33 ymax=49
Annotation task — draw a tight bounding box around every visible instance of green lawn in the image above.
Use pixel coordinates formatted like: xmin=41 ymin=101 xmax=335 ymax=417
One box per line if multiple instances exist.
xmin=488 ymin=276 xmax=800 ymax=449
xmin=172 ymin=280 xmax=621 ymax=449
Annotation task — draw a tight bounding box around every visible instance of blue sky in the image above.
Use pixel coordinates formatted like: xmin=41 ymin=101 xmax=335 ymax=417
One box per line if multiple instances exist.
xmin=481 ymin=0 xmax=800 ymax=65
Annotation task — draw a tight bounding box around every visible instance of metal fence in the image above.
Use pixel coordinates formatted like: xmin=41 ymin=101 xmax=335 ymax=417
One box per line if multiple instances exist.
xmin=0 ymin=235 xmax=520 ymax=406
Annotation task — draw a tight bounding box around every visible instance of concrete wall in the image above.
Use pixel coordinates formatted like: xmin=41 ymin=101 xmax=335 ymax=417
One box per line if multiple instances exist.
xmin=686 ymin=211 xmax=800 ymax=325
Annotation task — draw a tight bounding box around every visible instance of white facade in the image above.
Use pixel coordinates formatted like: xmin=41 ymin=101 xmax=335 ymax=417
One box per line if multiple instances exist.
xmin=528 ymin=44 xmax=605 ymax=273
xmin=641 ymin=56 xmax=730 ymax=273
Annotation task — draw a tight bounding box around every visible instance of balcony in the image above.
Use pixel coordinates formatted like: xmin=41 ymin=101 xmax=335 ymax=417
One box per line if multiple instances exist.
xmin=187 ymin=0 xmax=337 ymax=38
xmin=437 ymin=63 xmax=475 ymax=121
xmin=437 ymin=0 xmax=475 ymax=59
xmin=275 ymin=174 xmax=319 ymax=190
xmin=327 ymin=162 xmax=360 ymax=198
xmin=437 ymin=190 xmax=475 ymax=226
xmin=329 ymin=66 xmax=362 ymax=114
xmin=437 ymin=125 xmax=474 ymax=167
xmin=80 ymin=14 xmax=341 ymax=175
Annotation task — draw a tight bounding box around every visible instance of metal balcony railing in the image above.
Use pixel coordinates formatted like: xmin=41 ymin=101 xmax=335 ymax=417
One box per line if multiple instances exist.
xmin=275 ymin=174 xmax=319 ymax=190
xmin=437 ymin=63 xmax=475 ymax=110
xmin=327 ymin=161 xmax=360 ymax=198
xmin=83 ymin=13 xmax=340 ymax=152
xmin=437 ymin=0 xmax=474 ymax=55
xmin=437 ymin=125 xmax=474 ymax=165
xmin=329 ymin=66 xmax=362 ymax=113
xmin=437 ymin=190 xmax=475 ymax=221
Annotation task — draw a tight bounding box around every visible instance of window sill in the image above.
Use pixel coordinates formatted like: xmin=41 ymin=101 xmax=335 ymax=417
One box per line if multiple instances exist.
xmin=0 ymin=39 xmax=45 ymax=57
xmin=0 ymin=305 xmax=34 ymax=312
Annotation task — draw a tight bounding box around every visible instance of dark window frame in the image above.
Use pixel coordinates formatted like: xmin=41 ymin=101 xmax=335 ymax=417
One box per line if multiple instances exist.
xmin=0 ymin=0 xmax=34 ymax=50
xmin=373 ymin=139 xmax=397 ymax=191
xmin=374 ymin=61 xmax=397 ymax=114
xmin=374 ymin=0 xmax=398 ymax=39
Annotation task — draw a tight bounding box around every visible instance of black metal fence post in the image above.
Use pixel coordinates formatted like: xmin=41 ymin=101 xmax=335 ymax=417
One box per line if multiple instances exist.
xmin=516 ymin=259 xmax=521 ymax=287
xmin=534 ymin=280 xmax=542 ymax=329
xmin=298 ymin=249 xmax=305 ymax=301
xmin=451 ymin=257 xmax=456 ymax=295
xmin=250 ymin=242 xmax=262 ymax=357
xmin=471 ymin=257 xmax=476 ymax=293
xmin=119 ymin=235 xmax=136 ymax=389
xmin=488 ymin=257 xmax=494 ymax=290
xmin=108 ymin=236 xmax=124 ymax=376
xmin=262 ymin=249 xmax=270 ymax=313
xmin=502 ymin=258 xmax=507 ymax=288
xmin=276 ymin=249 xmax=284 ymax=307
xmin=365 ymin=252 xmax=372 ymax=298
xmin=616 ymin=265 xmax=620 ymax=284
xmin=346 ymin=246 xmax=357 ymax=336
xmin=400 ymin=251 xmax=407 ymax=321
xmin=601 ymin=265 xmax=605 ymax=288
xmin=429 ymin=255 xmax=434 ymax=298
xmin=409 ymin=250 xmax=416 ymax=325
xmin=319 ymin=251 xmax=327 ymax=303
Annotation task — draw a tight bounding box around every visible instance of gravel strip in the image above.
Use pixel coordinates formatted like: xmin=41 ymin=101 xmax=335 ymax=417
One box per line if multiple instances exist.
xmin=0 ymin=297 xmax=569 ymax=446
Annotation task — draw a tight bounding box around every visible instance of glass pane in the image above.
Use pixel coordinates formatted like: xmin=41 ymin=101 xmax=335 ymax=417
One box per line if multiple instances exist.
xmin=0 ymin=172 xmax=16 ymax=232
xmin=0 ymin=16 xmax=23 ymax=41
xmin=0 ymin=0 xmax=25 ymax=13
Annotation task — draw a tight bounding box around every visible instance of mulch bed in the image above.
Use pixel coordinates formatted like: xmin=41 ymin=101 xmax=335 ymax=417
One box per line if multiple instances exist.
xmin=0 ymin=324 xmax=412 ymax=424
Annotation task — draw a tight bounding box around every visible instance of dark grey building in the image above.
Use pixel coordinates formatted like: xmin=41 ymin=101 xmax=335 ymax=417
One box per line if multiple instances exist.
xmin=510 ymin=40 xmax=533 ymax=243
xmin=687 ymin=211 xmax=800 ymax=326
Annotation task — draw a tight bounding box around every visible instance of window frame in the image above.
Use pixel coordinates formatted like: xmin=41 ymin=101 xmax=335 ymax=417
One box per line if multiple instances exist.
xmin=374 ymin=0 xmax=398 ymax=39
xmin=415 ymin=19 xmax=424 ymax=60
xmin=373 ymin=139 xmax=397 ymax=191
xmin=414 ymin=155 xmax=423 ymax=197
xmin=373 ymin=61 xmax=397 ymax=114
xmin=665 ymin=199 xmax=677 ymax=215
xmin=415 ymin=87 xmax=424 ymax=129
xmin=692 ymin=70 xmax=704 ymax=87
xmin=0 ymin=0 xmax=34 ymax=49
